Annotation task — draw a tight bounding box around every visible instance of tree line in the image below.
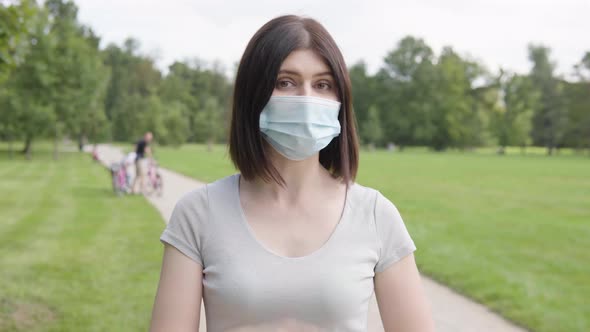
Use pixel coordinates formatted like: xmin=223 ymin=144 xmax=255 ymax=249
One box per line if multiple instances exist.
xmin=351 ymin=38 xmax=590 ymax=154
xmin=1 ymin=1 xmax=589 ymax=159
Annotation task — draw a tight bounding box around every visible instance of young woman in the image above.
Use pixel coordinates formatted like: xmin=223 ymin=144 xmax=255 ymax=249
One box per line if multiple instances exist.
xmin=150 ymin=15 xmax=434 ymax=332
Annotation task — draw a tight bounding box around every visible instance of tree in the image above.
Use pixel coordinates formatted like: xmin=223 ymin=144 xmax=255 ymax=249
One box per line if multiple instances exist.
xmin=561 ymin=81 xmax=590 ymax=152
xmin=111 ymin=93 xmax=149 ymax=143
xmin=490 ymin=71 xmax=537 ymax=154
xmin=160 ymin=59 xmax=231 ymax=144
xmin=3 ymin=4 xmax=56 ymax=159
xmin=158 ymin=101 xmax=189 ymax=147
xmin=380 ymin=36 xmax=437 ymax=149
xmin=103 ymin=40 xmax=161 ymax=141
xmin=43 ymin=0 xmax=110 ymax=156
xmin=428 ymin=47 xmax=489 ymax=150
xmin=361 ymin=105 xmax=383 ymax=148
xmin=160 ymin=61 xmax=201 ymax=142
xmin=563 ymin=53 xmax=590 ymax=153
xmin=574 ymin=51 xmax=590 ymax=81
xmin=349 ymin=61 xmax=377 ymax=131
xmin=194 ymin=96 xmax=224 ymax=151
xmin=528 ymin=45 xmax=568 ymax=155
xmin=0 ymin=0 xmax=41 ymax=158
xmin=374 ymin=38 xmax=491 ymax=150
xmin=0 ymin=0 xmax=37 ymax=83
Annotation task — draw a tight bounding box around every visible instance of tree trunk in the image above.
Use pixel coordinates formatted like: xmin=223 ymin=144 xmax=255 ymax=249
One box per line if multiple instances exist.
xmin=53 ymin=123 xmax=59 ymax=161
xmin=78 ymin=134 xmax=85 ymax=152
xmin=547 ymin=144 xmax=554 ymax=156
xmin=22 ymin=136 xmax=32 ymax=160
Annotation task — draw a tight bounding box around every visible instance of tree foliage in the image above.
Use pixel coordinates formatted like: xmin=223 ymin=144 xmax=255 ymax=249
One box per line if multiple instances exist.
xmin=1 ymin=2 xmax=589 ymax=157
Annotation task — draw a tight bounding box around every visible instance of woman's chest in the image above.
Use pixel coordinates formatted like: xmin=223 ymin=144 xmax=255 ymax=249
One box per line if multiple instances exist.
xmin=200 ymin=220 xmax=379 ymax=328
xmin=242 ymin=197 xmax=345 ymax=259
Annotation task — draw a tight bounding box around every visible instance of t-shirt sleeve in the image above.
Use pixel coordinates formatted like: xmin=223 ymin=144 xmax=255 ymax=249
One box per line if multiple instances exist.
xmin=159 ymin=187 xmax=209 ymax=267
xmin=373 ymin=191 xmax=416 ymax=273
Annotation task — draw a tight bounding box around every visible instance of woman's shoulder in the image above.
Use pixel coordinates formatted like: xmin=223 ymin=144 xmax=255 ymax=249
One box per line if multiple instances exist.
xmin=348 ymin=181 xmax=380 ymax=204
xmin=348 ymin=182 xmax=401 ymax=213
xmin=173 ymin=174 xmax=238 ymax=211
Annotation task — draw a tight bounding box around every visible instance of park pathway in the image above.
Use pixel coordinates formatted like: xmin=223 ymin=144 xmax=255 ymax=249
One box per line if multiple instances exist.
xmin=92 ymin=144 xmax=527 ymax=332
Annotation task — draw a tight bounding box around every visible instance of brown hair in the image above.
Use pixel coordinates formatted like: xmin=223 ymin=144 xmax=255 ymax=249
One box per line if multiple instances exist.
xmin=229 ymin=15 xmax=359 ymax=184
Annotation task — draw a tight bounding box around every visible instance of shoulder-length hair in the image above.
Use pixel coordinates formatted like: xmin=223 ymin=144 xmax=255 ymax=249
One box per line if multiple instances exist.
xmin=229 ymin=15 xmax=359 ymax=184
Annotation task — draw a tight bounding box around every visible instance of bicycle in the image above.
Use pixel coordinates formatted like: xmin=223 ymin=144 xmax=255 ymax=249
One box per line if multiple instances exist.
xmin=110 ymin=161 xmax=131 ymax=195
xmin=144 ymin=158 xmax=163 ymax=197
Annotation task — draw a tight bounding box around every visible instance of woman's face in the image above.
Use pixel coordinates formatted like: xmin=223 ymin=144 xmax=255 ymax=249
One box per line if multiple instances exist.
xmin=273 ymin=49 xmax=338 ymax=101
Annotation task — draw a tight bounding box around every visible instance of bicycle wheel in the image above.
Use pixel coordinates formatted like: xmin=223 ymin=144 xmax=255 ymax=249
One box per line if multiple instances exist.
xmin=155 ymin=174 xmax=163 ymax=197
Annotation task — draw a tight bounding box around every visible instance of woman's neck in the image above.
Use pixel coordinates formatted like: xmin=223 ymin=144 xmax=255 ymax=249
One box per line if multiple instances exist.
xmin=250 ymin=149 xmax=332 ymax=204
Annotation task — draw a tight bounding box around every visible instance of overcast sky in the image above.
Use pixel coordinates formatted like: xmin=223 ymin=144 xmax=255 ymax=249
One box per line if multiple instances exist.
xmin=75 ymin=0 xmax=589 ymax=77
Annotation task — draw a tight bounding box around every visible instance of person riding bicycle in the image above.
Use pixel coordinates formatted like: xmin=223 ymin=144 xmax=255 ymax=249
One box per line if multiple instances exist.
xmin=132 ymin=132 xmax=153 ymax=194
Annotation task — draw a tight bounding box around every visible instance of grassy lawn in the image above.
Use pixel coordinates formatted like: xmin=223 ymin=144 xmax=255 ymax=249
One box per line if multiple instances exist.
xmin=154 ymin=144 xmax=234 ymax=183
xmin=0 ymin=144 xmax=164 ymax=331
xmin=155 ymin=143 xmax=589 ymax=332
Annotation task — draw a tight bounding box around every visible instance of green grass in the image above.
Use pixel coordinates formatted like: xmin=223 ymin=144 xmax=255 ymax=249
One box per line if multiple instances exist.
xmin=0 ymin=144 xmax=165 ymax=331
xmin=156 ymin=143 xmax=590 ymax=332
xmin=155 ymin=144 xmax=235 ymax=183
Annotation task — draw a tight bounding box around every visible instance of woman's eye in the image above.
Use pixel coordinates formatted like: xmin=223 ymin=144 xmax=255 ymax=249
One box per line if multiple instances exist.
xmin=276 ymin=80 xmax=294 ymax=88
xmin=316 ymin=82 xmax=332 ymax=90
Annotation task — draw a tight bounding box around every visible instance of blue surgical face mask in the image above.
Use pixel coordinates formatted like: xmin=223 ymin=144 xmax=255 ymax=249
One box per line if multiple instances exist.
xmin=259 ymin=95 xmax=341 ymax=161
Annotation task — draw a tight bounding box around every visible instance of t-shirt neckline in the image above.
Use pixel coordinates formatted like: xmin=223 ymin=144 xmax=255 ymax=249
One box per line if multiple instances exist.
xmin=234 ymin=173 xmax=352 ymax=261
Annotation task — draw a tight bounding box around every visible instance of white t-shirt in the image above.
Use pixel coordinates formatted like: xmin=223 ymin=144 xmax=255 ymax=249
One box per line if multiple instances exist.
xmin=160 ymin=174 xmax=416 ymax=332
xmin=123 ymin=152 xmax=137 ymax=165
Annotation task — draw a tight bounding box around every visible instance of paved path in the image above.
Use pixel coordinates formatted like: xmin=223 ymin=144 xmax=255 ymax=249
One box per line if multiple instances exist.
xmin=92 ymin=144 xmax=527 ymax=332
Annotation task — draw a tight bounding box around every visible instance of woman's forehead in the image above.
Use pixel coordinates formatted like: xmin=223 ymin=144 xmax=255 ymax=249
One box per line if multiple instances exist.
xmin=279 ymin=49 xmax=332 ymax=76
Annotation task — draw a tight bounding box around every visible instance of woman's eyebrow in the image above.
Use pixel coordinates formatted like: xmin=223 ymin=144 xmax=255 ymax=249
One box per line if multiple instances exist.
xmin=313 ymin=71 xmax=333 ymax=78
xmin=277 ymin=69 xmax=300 ymax=76
xmin=278 ymin=69 xmax=333 ymax=78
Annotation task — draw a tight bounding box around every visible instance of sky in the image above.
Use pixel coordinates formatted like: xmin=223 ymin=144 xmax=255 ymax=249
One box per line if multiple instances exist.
xmin=75 ymin=0 xmax=590 ymax=77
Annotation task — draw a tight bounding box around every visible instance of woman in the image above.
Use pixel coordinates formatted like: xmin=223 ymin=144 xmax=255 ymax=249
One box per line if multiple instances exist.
xmin=150 ymin=15 xmax=434 ymax=332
